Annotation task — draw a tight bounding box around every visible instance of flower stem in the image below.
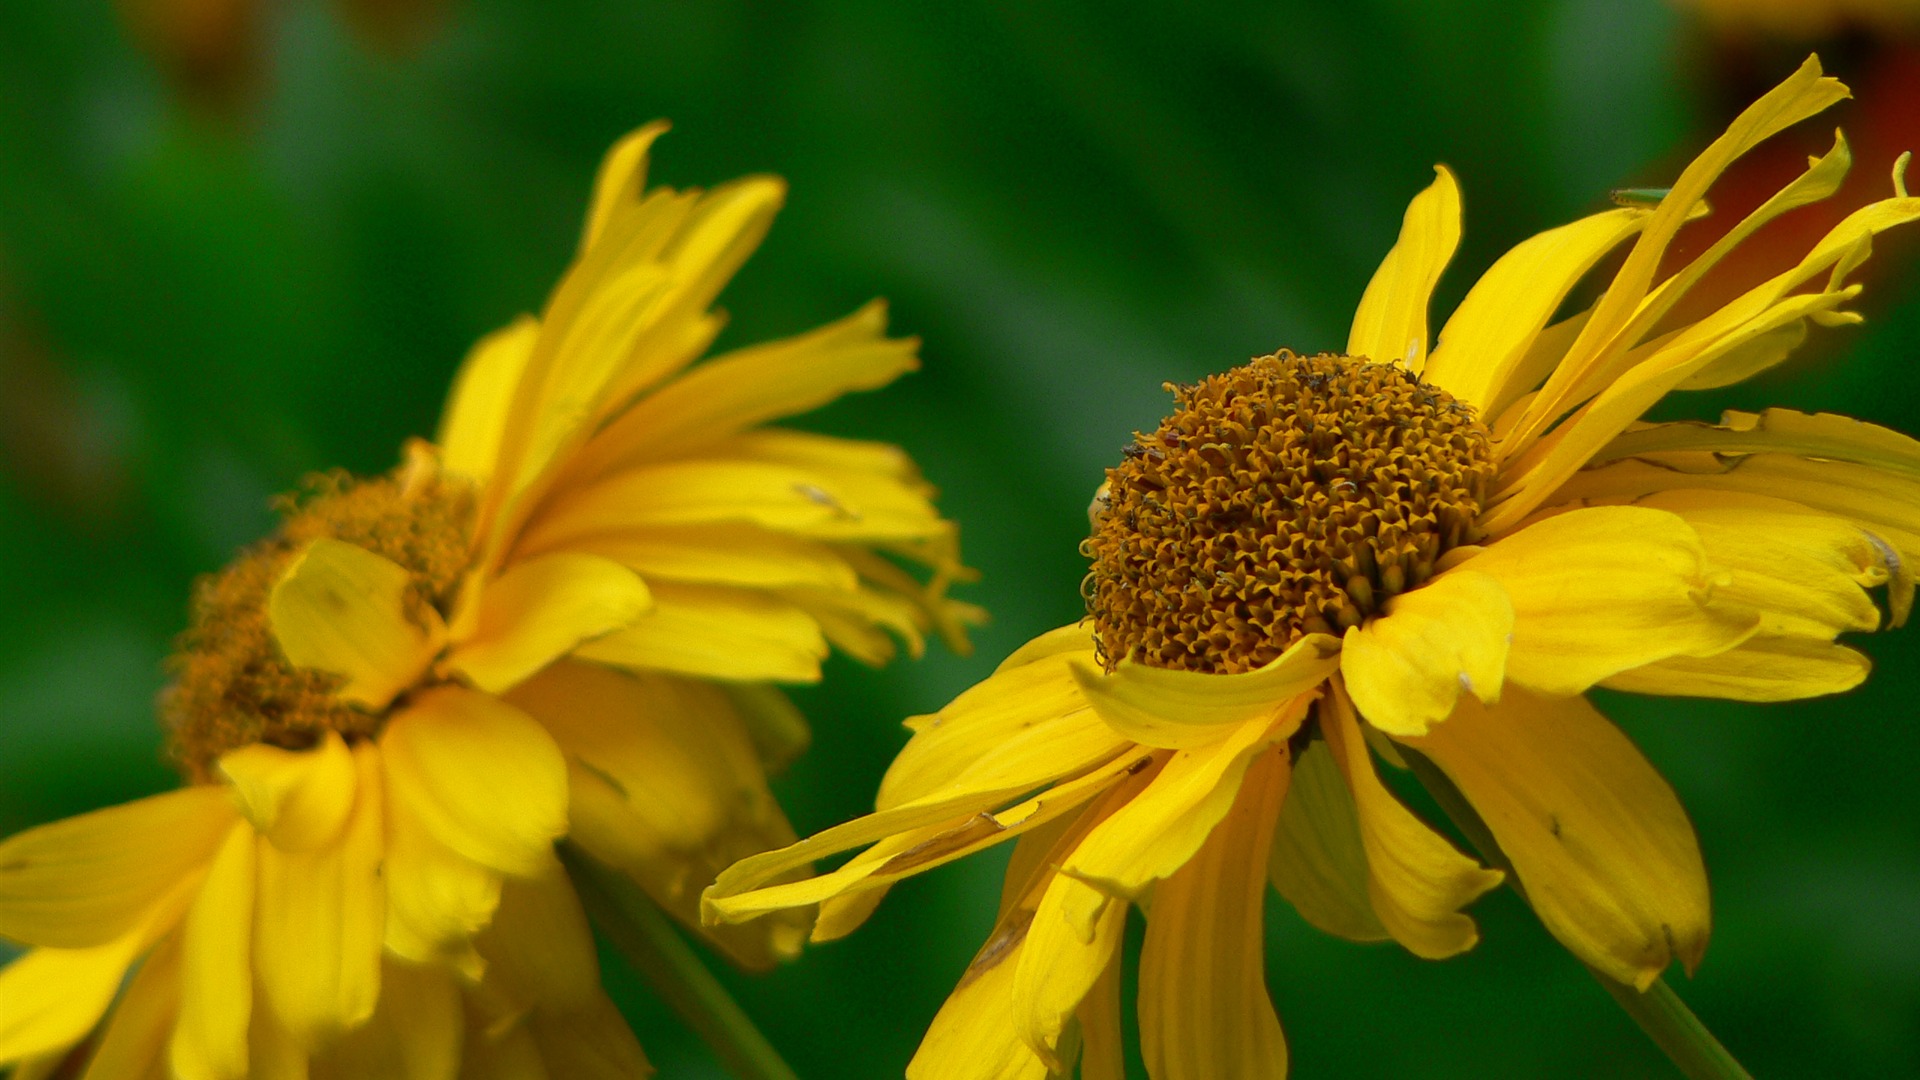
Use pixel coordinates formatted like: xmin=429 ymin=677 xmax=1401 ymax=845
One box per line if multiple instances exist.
xmin=560 ymin=844 xmax=800 ymax=1080
xmin=1401 ymin=749 xmax=1753 ymax=1080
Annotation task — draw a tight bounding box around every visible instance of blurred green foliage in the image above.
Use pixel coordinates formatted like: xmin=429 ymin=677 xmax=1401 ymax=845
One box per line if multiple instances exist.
xmin=1 ymin=1 xmax=1917 ymax=1077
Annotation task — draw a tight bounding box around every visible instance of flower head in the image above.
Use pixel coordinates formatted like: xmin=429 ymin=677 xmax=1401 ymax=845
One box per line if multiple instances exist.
xmin=705 ymin=56 xmax=1920 ymax=1077
xmin=0 ymin=125 xmax=974 ymax=1077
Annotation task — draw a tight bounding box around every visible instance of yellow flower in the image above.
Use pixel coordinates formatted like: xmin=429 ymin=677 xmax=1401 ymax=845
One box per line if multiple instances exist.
xmin=705 ymin=56 xmax=1920 ymax=1078
xmin=0 ymin=124 xmax=973 ymax=1078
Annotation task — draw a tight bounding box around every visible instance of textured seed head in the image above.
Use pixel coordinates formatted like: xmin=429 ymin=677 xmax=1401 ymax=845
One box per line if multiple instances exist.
xmin=1083 ymin=350 xmax=1494 ymax=675
xmin=163 ymin=452 xmax=475 ymax=780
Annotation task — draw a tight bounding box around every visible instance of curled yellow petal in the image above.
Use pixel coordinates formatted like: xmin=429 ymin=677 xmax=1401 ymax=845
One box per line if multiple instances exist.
xmin=1070 ymin=633 xmax=1339 ymax=749
xmin=446 ymin=552 xmax=652 ymax=694
xmin=269 ymin=538 xmax=444 ymax=709
xmin=217 ymin=731 xmax=357 ymax=853
xmin=1348 ymin=165 xmax=1462 ymax=372
xmin=1340 ymin=569 xmax=1511 ymax=737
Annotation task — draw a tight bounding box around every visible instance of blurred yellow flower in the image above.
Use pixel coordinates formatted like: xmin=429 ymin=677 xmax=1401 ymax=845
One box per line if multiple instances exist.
xmin=706 ymin=56 xmax=1920 ymax=1078
xmin=0 ymin=125 xmax=974 ymax=1078
xmin=1680 ymin=0 xmax=1919 ymax=39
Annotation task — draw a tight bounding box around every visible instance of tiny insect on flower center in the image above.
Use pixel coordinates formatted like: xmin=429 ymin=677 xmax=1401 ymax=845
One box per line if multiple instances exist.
xmin=163 ymin=458 xmax=476 ymax=781
xmin=1083 ymin=350 xmax=1495 ymax=675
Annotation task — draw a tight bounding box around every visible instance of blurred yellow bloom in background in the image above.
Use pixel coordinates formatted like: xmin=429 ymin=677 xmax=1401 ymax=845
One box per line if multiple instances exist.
xmin=706 ymin=56 xmax=1920 ymax=1079
xmin=0 ymin=125 xmax=974 ymax=1078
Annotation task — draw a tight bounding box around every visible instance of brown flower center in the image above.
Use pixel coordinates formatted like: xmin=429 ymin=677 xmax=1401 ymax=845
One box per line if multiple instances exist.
xmin=1083 ymin=350 xmax=1494 ymax=675
xmin=163 ymin=458 xmax=475 ymax=781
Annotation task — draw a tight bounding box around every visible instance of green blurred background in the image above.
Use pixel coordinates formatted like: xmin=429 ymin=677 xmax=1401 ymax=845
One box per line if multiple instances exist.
xmin=2 ymin=1 xmax=1918 ymax=1076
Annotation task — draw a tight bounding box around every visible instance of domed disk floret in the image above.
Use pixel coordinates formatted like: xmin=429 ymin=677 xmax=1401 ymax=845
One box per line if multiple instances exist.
xmin=1084 ymin=350 xmax=1494 ymax=675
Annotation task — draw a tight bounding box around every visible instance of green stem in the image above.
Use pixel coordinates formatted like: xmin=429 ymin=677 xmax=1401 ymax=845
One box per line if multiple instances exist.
xmin=560 ymin=845 xmax=800 ymax=1080
xmin=1401 ymin=750 xmax=1753 ymax=1080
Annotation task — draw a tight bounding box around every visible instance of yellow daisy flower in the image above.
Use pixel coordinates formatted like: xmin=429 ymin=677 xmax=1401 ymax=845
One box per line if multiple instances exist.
xmin=0 ymin=124 xmax=973 ymax=1078
xmin=706 ymin=56 xmax=1920 ymax=1078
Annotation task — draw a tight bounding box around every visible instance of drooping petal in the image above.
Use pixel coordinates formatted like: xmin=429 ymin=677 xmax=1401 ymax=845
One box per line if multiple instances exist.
xmin=218 ymin=731 xmax=357 ymax=853
xmin=905 ymin=921 xmax=1051 ymax=1080
xmin=509 ymin=661 xmax=806 ymax=969
xmin=79 ymin=931 xmax=182 ymax=1080
xmin=1011 ymin=875 xmax=1132 ymax=1069
xmin=310 ymin=961 xmax=461 ymax=1080
xmin=0 ymin=786 xmax=232 ymax=948
xmin=1322 ymin=686 xmax=1501 ymax=958
xmin=1070 ymin=633 xmax=1340 ymax=749
xmin=1401 ymin=688 xmax=1709 ymax=989
xmin=1269 ymin=740 xmax=1388 ymax=943
xmin=268 ymin=538 xmax=444 ymax=709
xmin=1425 ymin=207 xmax=1650 ymax=409
xmin=1348 ymin=166 xmax=1462 ymax=372
xmin=171 ymin=823 xmax=256 ymax=1080
xmin=1138 ymin=748 xmax=1291 ymax=1080
xmin=0 ymin=936 xmax=149 ymax=1065
xmin=574 ymin=582 xmax=828 ymax=683
xmin=1340 ymin=569 xmax=1511 ymax=737
xmin=445 ymin=552 xmax=652 ymax=694
xmin=252 ymin=742 xmax=386 ymax=1046
xmin=473 ymin=857 xmax=602 ymax=1014
xmin=381 ymin=687 xmax=569 ymax=878
xmin=381 ymin=776 xmax=499 ymax=978
xmin=1059 ymin=702 xmax=1306 ymax=901
xmin=880 ymin=639 xmax=1117 ymax=809
xmin=1467 ymin=506 xmax=1757 ymax=695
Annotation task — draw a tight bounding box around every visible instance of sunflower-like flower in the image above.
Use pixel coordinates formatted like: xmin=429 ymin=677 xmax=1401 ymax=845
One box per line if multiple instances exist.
xmin=0 ymin=124 xmax=974 ymax=1078
xmin=705 ymin=57 xmax=1920 ymax=1078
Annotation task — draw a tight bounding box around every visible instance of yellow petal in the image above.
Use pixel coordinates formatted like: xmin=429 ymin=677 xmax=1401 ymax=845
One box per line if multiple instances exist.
xmin=1642 ymin=493 xmax=1889 ymax=639
xmin=311 ymin=960 xmax=461 ymax=1080
xmin=1554 ymin=453 xmax=1920 ymax=628
xmin=880 ymin=642 xmax=1120 ymax=810
xmin=1601 ymin=407 xmax=1920 ymax=478
xmin=523 ymin=994 xmax=652 ymax=1080
xmin=1348 ymin=165 xmax=1462 ymax=372
xmin=523 ymin=456 xmax=949 ymax=553
xmin=446 ymin=553 xmax=652 ymax=694
xmin=569 ymin=300 xmax=918 ymax=474
xmin=510 ymin=661 xmax=805 ymax=969
xmin=0 ymin=786 xmax=232 ymax=948
xmin=1060 ymin=701 xmax=1306 ymax=901
xmin=217 ymin=731 xmax=357 ymax=853
xmin=381 ymin=687 xmax=568 ymax=877
xmin=1012 ymin=875 xmax=1131 ymax=1069
xmin=905 ymin=922 xmax=1051 ymax=1080
xmin=1269 ymin=740 xmax=1388 ymax=943
xmin=79 ymin=931 xmax=182 ymax=1080
xmin=1602 ymin=634 xmax=1870 ymax=702
xmin=1402 ymin=688 xmax=1709 ymax=989
xmin=474 ymin=857 xmax=601 ymax=1013
xmin=269 ymin=538 xmax=443 ymax=710
xmin=1425 ymin=207 xmax=1650 ymax=409
xmin=1076 ymin=943 xmax=1125 ymax=1080
xmin=578 ymin=122 xmax=671 ymax=254
xmin=994 ymin=623 xmax=1098 ymax=673
xmin=171 ymin=823 xmax=256 ymax=1080
xmin=252 ymin=742 xmax=386 ymax=1045
xmin=438 ymin=315 xmax=539 ymax=485
xmin=1138 ymin=748 xmax=1290 ymax=1080
xmin=381 ymin=775 xmax=499 ymax=978
xmin=558 ymin=523 xmax=858 ymax=591
xmin=1322 ymin=685 xmax=1501 ymax=958
xmin=0 ymin=937 xmax=146 ymax=1064
xmin=573 ymin=581 xmax=828 ymax=683
xmin=1468 ymin=506 xmax=1757 ymax=695
xmin=1340 ymin=569 xmax=1512 ymax=737
xmin=1508 ymin=57 xmax=1848 ymax=451
xmin=1070 ymin=634 xmax=1340 ymax=749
